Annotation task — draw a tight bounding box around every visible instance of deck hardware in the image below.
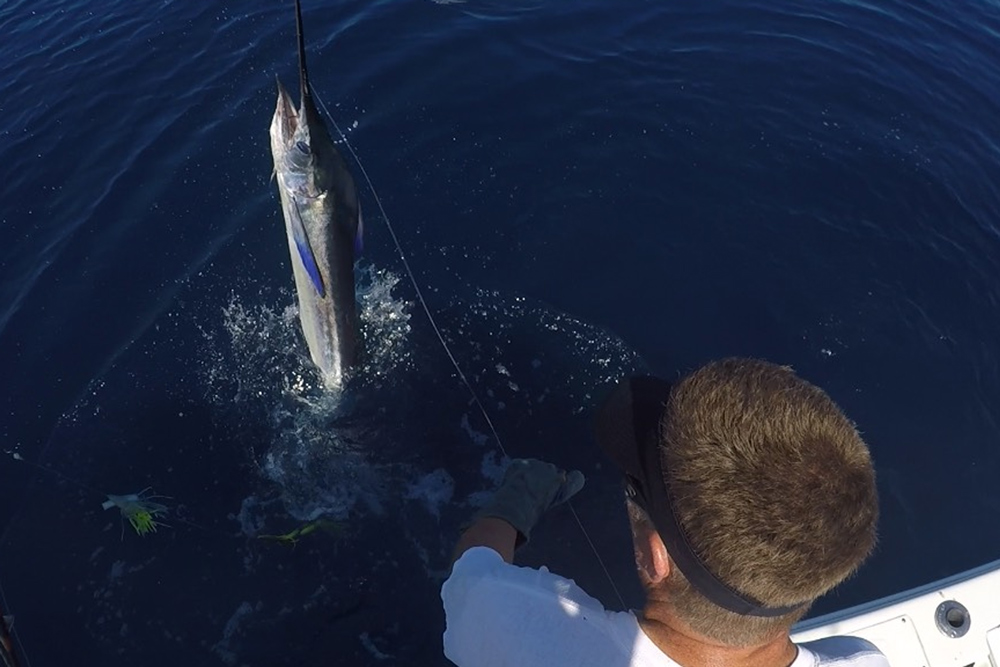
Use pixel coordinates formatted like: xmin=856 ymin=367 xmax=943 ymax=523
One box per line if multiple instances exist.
xmin=935 ymin=600 xmax=971 ymax=638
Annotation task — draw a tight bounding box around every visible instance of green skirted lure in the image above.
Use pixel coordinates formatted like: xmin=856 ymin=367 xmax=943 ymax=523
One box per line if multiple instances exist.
xmin=257 ymin=519 xmax=342 ymax=548
xmin=102 ymin=488 xmax=169 ymax=537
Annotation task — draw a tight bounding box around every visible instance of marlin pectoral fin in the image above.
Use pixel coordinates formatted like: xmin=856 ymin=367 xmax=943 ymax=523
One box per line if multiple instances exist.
xmin=290 ymin=200 xmax=326 ymax=298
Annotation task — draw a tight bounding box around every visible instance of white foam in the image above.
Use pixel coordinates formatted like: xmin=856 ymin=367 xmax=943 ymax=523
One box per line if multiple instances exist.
xmin=405 ymin=468 xmax=455 ymax=518
xmin=212 ymin=601 xmax=258 ymax=666
xmin=460 ymin=412 xmax=490 ymax=447
xmin=196 ymin=268 xmax=411 ymax=522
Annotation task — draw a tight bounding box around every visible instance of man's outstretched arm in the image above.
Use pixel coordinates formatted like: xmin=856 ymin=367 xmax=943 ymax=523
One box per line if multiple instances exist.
xmin=449 ymin=458 xmax=585 ymax=566
xmin=452 ymin=517 xmax=518 ymax=564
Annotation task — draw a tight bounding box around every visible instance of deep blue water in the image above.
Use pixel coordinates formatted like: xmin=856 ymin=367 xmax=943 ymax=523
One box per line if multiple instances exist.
xmin=2 ymin=0 xmax=1000 ymax=664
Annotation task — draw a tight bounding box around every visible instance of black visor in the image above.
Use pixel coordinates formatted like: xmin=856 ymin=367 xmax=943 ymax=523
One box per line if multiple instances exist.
xmin=595 ymin=375 xmax=803 ymax=618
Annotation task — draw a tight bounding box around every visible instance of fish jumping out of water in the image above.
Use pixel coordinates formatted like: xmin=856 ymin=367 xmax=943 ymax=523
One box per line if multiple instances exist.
xmin=269 ymin=0 xmax=362 ymax=388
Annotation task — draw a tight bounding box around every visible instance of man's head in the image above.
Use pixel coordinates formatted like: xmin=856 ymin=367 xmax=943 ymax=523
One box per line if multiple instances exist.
xmin=596 ymin=358 xmax=878 ymax=647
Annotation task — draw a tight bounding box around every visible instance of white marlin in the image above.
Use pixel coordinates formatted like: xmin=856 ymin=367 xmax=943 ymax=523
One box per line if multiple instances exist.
xmin=269 ymin=0 xmax=362 ymax=388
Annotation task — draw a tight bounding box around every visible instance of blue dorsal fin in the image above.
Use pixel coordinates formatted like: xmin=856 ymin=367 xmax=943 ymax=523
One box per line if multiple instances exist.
xmin=354 ymin=204 xmax=364 ymax=256
xmin=290 ymin=200 xmax=325 ymax=298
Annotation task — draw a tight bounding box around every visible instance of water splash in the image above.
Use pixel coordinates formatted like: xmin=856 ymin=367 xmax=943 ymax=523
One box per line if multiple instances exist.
xmin=198 ymin=265 xmax=413 ymax=406
xmin=196 ymin=270 xmax=641 ymax=537
xmin=195 ymin=266 xmax=412 ymax=522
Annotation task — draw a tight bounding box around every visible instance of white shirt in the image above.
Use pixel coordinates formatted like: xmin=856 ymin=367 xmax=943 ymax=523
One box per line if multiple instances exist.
xmin=442 ymin=547 xmax=890 ymax=667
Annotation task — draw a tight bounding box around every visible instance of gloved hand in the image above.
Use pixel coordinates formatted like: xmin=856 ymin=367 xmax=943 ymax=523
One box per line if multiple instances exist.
xmin=477 ymin=458 xmax=586 ymax=548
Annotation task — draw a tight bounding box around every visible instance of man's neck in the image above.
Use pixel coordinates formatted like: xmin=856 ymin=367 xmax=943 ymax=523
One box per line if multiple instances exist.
xmin=637 ymin=603 xmax=799 ymax=667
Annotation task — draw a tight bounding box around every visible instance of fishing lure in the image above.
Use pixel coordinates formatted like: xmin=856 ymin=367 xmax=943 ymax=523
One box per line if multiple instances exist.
xmin=102 ymin=488 xmax=169 ymax=537
xmin=257 ymin=519 xmax=341 ymax=548
xmin=4 ymin=451 xmax=171 ymax=540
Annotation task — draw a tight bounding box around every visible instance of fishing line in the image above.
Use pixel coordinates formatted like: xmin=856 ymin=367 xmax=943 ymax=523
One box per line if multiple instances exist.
xmin=312 ymin=88 xmax=627 ymax=610
xmin=1 ymin=451 xmax=104 ymax=498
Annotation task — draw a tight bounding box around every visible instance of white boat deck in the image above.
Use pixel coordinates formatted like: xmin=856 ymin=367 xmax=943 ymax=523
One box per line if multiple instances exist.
xmin=792 ymin=558 xmax=1000 ymax=667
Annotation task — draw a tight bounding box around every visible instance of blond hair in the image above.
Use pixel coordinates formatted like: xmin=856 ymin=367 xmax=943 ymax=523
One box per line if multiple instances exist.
xmin=650 ymin=358 xmax=878 ymax=646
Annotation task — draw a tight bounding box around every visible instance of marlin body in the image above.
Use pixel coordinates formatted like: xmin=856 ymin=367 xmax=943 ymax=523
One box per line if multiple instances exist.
xmin=269 ymin=0 xmax=362 ymax=388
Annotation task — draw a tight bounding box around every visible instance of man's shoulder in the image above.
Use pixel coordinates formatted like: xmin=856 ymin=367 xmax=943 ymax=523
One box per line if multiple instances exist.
xmin=441 ymin=548 xmax=643 ymax=667
xmin=797 ymin=635 xmax=891 ymax=666
xmin=443 ymin=546 xmax=608 ymax=614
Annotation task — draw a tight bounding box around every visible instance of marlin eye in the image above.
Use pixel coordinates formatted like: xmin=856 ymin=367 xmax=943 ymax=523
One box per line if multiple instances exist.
xmin=295 ymin=141 xmax=309 ymax=154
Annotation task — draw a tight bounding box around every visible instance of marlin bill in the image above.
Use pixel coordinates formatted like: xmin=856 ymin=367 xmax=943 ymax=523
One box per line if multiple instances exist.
xmin=269 ymin=0 xmax=362 ymax=388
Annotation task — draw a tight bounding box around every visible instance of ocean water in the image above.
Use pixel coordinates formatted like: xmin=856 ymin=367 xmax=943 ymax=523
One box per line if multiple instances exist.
xmin=1 ymin=0 xmax=1000 ymax=664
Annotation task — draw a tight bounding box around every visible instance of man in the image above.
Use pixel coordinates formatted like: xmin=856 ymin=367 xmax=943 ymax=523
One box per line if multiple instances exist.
xmin=441 ymin=358 xmax=888 ymax=666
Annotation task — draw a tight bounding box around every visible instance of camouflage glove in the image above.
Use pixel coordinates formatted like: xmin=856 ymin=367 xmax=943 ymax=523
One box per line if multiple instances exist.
xmin=478 ymin=458 xmax=586 ymax=547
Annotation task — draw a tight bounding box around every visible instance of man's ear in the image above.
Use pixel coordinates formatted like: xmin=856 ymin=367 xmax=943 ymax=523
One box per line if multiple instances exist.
xmin=646 ymin=530 xmax=670 ymax=584
xmin=637 ymin=528 xmax=671 ymax=585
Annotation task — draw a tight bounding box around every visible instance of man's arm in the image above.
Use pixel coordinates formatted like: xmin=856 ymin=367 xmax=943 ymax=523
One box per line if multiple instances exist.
xmin=442 ymin=460 xmax=587 ymax=667
xmin=451 ymin=517 xmax=518 ymax=564
xmin=448 ymin=458 xmax=585 ymax=567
